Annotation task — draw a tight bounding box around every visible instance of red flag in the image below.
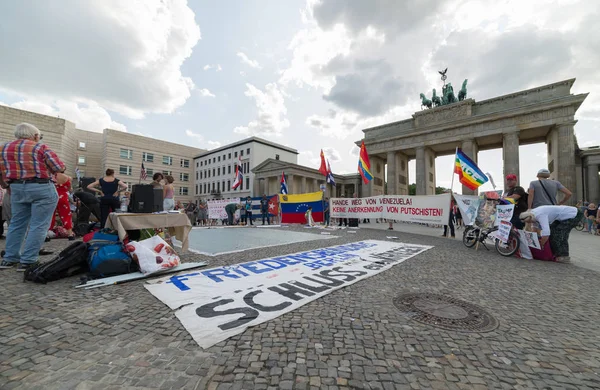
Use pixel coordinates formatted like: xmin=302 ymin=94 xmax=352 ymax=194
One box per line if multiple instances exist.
xmin=268 ymin=195 xmax=279 ymax=215
xmin=318 ymin=149 xmax=328 ymax=176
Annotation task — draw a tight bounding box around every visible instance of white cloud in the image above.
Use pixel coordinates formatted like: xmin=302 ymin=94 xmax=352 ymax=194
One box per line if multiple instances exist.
xmin=234 ymin=83 xmax=290 ymax=138
xmin=203 ymin=64 xmax=212 ymax=70
xmin=216 ymin=64 xmax=223 ymax=72
xmin=0 ymin=1 xmax=201 ymax=119
xmin=237 ymin=52 xmax=261 ymax=69
xmin=185 ymin=129 xmax=221 ymax=149
xmin=322 ymin=147 xmax=341 ymax=162
xmin=203 ymin=64 xmax=222 ymax=71
xmin=7 ymin=100 xmax=126 ymax=132
xmin=198 ymin=88 xmax=216 ymax=98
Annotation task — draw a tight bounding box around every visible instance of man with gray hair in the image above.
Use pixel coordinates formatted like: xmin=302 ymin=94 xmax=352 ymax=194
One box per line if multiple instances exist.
xmin=528 ymin=168 xmax=572 ymax=209
xmin=0 ymin=123 xmax=65 ymax=271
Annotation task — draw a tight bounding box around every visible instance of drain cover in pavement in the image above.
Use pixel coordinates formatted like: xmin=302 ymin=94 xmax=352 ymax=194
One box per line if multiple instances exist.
xmin=393 ymin=293 xmax=498 ymax=333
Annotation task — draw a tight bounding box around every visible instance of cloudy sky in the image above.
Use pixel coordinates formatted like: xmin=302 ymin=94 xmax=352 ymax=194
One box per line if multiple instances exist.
xmin=1 ymin=0 xmax=598 ymax=193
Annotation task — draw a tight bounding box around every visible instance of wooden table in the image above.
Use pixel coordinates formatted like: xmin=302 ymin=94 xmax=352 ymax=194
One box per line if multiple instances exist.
xmin=106 ymin=212 xmax=192 ymax=251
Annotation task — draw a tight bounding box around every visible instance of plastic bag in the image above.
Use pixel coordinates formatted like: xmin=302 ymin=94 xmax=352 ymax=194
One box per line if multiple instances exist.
xmin=125 ymin=235 xmax=180 ymax=275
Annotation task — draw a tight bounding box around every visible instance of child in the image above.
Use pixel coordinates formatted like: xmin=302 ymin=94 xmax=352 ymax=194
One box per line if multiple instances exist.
xmin=305 ymin=206 xmax=315 ymax=227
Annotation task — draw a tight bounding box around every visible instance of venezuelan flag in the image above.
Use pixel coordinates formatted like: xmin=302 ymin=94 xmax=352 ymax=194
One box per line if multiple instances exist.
xmin=358 ymin=141 xmax=373 ymax=184
xmin=454 ymin=148 xmax=488 ymax=191
xmin=279 ymin=191 xmax=324 ymax=224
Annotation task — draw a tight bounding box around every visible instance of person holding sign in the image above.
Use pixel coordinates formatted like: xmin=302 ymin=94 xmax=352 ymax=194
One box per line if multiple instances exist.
xmin=519 ymin=205 xmax=582 ymax=263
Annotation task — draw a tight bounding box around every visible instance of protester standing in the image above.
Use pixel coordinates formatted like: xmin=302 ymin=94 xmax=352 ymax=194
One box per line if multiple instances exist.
xmin=244 ymin=196 xmax=253 ymax=226
xmin=87 ymin=169 xmax=128 ymax=228
xmin=442 ymin=199 xmax=456 ymax=238
xmin=503 ymin=173 xmax=528 ymax=229
xmin=151 ymin=172 xmax=164 ymax=189
xmin=519 ymin=205 xmax=581 ymax=263
xmin=198 ymin=199 xmax=208 ymax=226
xmin=528 ymin=168 xmax=572 ymax=209
xmin=584 ymin=203 xmax=598 ymax=234
xmin=0 ymin=123 xmax=64 ymax=271
xmin=50 ymin=171 xmax=75 ymax=239
xmin=185 ymin=201 xmax=197 ymax=225
xmin=260 ymin=194 xmax=270 ymax=225
xmin=324 ymin=197 xmax=330 ymax=227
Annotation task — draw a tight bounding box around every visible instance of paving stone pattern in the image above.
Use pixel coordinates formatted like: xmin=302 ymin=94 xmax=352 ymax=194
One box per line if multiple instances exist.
xmin=1 ymin=227 xmax=600 ymax=389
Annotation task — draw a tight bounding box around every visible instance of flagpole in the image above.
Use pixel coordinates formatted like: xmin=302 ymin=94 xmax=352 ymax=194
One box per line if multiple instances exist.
xmin=450 ymin=146 xmax=458 ymax=193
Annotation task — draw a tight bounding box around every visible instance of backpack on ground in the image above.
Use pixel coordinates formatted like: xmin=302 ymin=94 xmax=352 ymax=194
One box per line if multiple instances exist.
xmin=23 ymin=242 xmax=89 ymax=284
xmin=87 ymin=243 xmax=134 ymax=278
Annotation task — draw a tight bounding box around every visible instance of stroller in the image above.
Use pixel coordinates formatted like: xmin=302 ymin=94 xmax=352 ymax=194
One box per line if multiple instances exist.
xmin=72 ymin=191 xmax=101 ymax=236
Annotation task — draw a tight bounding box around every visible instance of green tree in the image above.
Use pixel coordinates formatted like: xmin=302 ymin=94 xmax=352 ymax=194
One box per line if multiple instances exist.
xmin=408 ymin=184 xmax=449 ymax=195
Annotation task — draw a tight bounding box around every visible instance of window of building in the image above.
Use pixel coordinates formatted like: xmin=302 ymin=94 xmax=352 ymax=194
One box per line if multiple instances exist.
xmin=222 ymin=181 xmax=225 ymax=192
xmin=247 ymin=148 xmax=250 ymax=155
xmin=78 ymin=141 xmax=86 ymax=149
xmin=196 ymin=185 xmax=199 ymax=195
xmin=212 ymin=168 xmax=215 ymax=176
xmin=146 ymin=168 xmax=153 ymax=176
xmin=240 ymin=150 xmax=244 ymax=156
xmin=203 ymin=183 xmax=207 ymax=193
xmin=275 ymin=154 xmax=280 ymax=160
xmin=207 ymin=170 xmax=210 ymax=178
xmin=163 ymin=156 xmax=173 ymax=165
xmin=213 ymin=157 xmax=216 ymax=163
xmin=143 ymin=152 xmax=154 ymax=163
xmin=228 ymin=165 xmax=231 ymax=175
xmin=179 ymin=187 xmax=188 ymax=196
xmin=218 ymin=156 xmax=221 ymax=162
xmin=119 ymin=165 xmax=132 ymax=176
xmin=246 ymin=177 xmax=250 ymax=190
xmin=212 ymin=182 xmax=215 ymax=191
xmin=217 ymin=182 xmax=220 ymax=192
xmin=218 ymin=167 xmax=221 ymax=176
xmin=197 ymin=161 xmax=200 ymax=168
xmin=197 ymin=172 xmax=200 ymax=180
xmin=78 ymin=155 xmax=86 ymax=165
xmin=227 ymin=180 xmax=231 ymax=191
xmin=162 ymin=170 xmax=172 ymax=176
xmin=180 ymin=159 xmax=189 ymax=168
xmin=234 ymin=151 xmax=238 ymax=158
xmin=228 ymin=153 xmax=231 ymax=159
xmin=180 ymin=173 xmax=189 ymax=182
xmin=120 ymin=149 xmax=133 ymax=159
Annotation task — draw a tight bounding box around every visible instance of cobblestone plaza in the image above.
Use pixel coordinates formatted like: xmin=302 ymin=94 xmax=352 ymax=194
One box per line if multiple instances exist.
xmin=2 ymin=225 xmax=600 ymax=390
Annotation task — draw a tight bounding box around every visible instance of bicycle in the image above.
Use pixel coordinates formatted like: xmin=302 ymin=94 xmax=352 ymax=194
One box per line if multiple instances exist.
xmin=575 ymin=219 xmax=585 ymax=231
xmin=462 ymin=224 xmax=520 ymax=257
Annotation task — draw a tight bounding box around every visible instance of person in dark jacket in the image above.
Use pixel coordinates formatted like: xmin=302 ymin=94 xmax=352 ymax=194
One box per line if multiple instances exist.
xmin=225 ymin=203 xmax=242 ymax=226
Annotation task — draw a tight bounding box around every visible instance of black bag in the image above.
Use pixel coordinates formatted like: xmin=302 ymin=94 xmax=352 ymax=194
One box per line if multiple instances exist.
xmin=24 ymin=242 xmax=89 ymax=284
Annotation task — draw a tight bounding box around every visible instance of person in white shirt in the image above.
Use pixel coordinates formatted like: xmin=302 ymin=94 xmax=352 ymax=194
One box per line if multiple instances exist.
xmin=519 ymin=205 xmax=582 ymax=263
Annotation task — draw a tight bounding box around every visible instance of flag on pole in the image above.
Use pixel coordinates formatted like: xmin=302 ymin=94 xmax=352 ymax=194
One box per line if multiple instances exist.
xmin=318 ymin=149 xmax=328 ymax=176
xmin=280 ymin=171 xmax=288 ymax=194
xmin=358 ymin=141 xmax=373 ymax=184
xmin=75 ymin=167 xmax=81 ymax=182
xmin=454 ymin=148 xmax=488 ymax=190
xmin=140 ymin=163 xmax=147 ymax=180
xmin=326 ymin=159 xmax=336 ymax=186
xmin=232 ymin=157 xmax=243 ymax=190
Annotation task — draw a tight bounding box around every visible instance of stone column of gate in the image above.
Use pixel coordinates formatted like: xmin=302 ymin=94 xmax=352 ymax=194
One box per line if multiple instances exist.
xmin=502 ymin=132 xmax=520 ymax=184
xmin=287 ymin=174 xmax=294 ymax=194
xmin=461 ymin=139 xmax=479 ymax=195
xmin=397 ymin=152 xmax=409 ymax=195
xmin=387 ymin=151 xmax=397 ymax=195
xmin=416 ymin=147 xmax=427 ymax=195
xmin=555 ymin=122 xmax=577 ymax=205
xmin=355 ymin=179 xmax=361 ymax=197
xmin=587 ymin=164 xmax=599 ymax=203
xmin=300 ymin=177 xmax=307 ymax=193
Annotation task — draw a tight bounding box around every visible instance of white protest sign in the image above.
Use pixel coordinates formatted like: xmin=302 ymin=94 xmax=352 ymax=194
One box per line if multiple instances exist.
xmin=453 ymin=194 xmax=479 ymax=226
xmin=494 ymin=204 xmax=514 ymax=226
xmin=523 ymin=230 xmax=541 ymax=250
xmin=495 ymin=220 xmax=512 ymax=243
xmin=145 ymin=240 xmax=432 ymax=348
xmin=331 ymin=194 xmax=450 ymax=225
xmin=207 ymin=198 xmax=238 ymax=220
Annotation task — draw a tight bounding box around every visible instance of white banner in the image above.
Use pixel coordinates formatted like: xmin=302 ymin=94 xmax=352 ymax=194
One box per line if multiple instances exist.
xmin=494 ymin=204 xmax=514 ymax=226
xmin=145 ymin=240 xmax=432 ymax=348
xmin=207 ymin=198 xmax=239 ymax=220
xmin=496 ymin=220 xmax=512 ymax=243
xmin=330 ymin=194 xmax=450 ymax=225
xmin=453 ymin=194 xmax=479 ymax=226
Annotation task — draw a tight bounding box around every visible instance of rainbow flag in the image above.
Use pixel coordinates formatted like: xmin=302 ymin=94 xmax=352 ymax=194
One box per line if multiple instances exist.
xmin=454 ymin=148 xmax=488 ymax=190
xmin=279 ymin=191 xmax=324 ymax=224
xmin=358 ymin=141 xmax=373 ymax=184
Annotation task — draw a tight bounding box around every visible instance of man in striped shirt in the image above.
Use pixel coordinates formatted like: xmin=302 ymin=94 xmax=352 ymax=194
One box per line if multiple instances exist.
xmin=0 ymin=123 xmax=65 ymax=271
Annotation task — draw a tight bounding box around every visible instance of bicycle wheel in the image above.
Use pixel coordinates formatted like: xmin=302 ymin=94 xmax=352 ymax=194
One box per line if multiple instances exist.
xmin=463 ymin=226 xmax=479 ymax=248
xmin=575 ymin=220 xmax=584 ymax=231
xmin=495 ymin=230 xmax=520 ymax=257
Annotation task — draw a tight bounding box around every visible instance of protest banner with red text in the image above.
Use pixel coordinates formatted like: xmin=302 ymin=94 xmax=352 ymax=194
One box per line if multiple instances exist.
xmin=331 ymin=193 xmax=451 ymax=225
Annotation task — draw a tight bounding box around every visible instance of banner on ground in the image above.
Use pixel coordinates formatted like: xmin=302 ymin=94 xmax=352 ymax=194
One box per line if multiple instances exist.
xmin=145 ymin=240 xmax=432 ymax=348
xmin=207 ymin=198 xmax=239 ymax=220
xmin=330 ymin=193 xmax=451 ymax=225
xmin=279 ymin=191 xmax=324 ymax=224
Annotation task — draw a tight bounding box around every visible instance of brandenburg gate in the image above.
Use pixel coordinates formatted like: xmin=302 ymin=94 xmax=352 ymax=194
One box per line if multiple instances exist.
xmin=359 ymin=78 xmax=588 ymax=203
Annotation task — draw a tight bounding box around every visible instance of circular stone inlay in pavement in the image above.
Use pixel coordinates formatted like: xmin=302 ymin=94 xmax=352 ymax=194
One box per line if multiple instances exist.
xmin=393 ymin=293 xmax=498 ymax=333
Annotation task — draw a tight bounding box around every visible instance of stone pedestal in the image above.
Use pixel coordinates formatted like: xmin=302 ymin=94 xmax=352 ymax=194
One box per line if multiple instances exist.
xmin=502 ymin=132 xmax=520 ymax=183
xmin=461 ymin=139 xmax=479 ymax=195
